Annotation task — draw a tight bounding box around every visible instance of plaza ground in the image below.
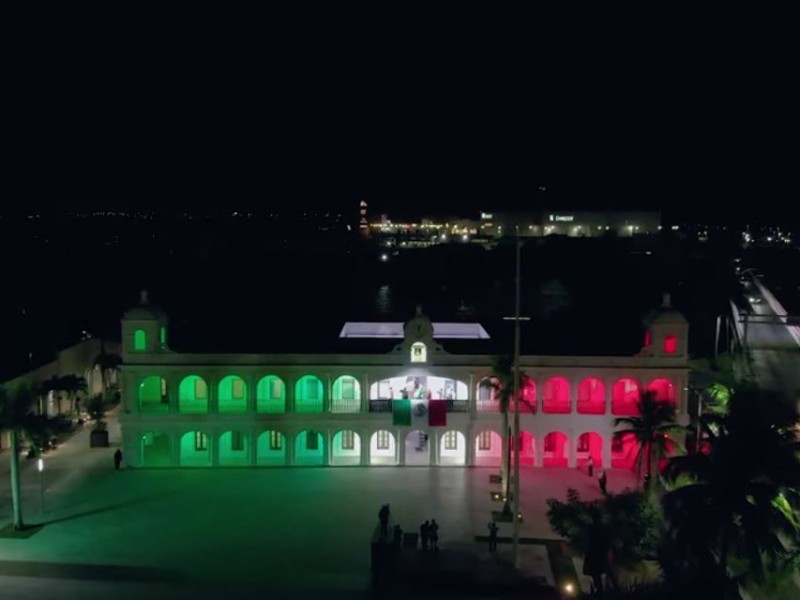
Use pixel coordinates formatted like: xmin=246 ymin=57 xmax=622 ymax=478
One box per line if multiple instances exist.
xmin=0 ymin=417 xmax=637 ymax=598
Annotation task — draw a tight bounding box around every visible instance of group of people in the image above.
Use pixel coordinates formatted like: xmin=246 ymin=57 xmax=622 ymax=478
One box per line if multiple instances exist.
xmin=376 ymin=504 xmax=440 ymax=551
xmin=586 ymin=457 xmax=608 ymax=494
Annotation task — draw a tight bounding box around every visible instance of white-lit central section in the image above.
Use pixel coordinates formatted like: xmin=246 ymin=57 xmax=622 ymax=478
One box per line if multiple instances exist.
xmin=369 ymin=375 xmax=468 ymax=400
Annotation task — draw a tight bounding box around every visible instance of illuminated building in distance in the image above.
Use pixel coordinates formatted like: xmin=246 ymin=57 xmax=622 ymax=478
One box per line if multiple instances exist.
xmin=120 ymin=293 xmax=689 ymax=470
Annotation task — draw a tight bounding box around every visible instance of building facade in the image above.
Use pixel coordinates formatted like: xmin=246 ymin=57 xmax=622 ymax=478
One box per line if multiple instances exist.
xmin=119 ymin=297 xmax=689 ymax=469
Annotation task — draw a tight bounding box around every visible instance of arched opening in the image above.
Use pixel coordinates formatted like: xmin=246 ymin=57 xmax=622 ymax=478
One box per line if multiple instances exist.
xmin=404 ymin=429 xmax=431 ymax=466
xmin=438 ymin=431 xmax=466 ymax=466
xmin=218 ymin=376 xmax=247 ymax=413
xmin=256 ymin=376 xmax=286 ymax=413
xmin=543 ymin=377 xmax=571 ymax=414
xmin=474 ymin=430 xmax=502 ymax=467
xmin=516 ymin=377 xmax=536 ymax=413
xmin=576 ymin=432 xmax=603 ymax=469
xmin=510 ymin=431 xmax=535 ymax=467
xmin=476 ymin=378 xmax=500 ymax=413
xmin=141 ymin=432 xmax=170 ymax=467
xmin=663 ymin=334 xmax=677 ymax=354
xmin=138 ymin=376 xmax=168 ymax=413
xmin=295 ymin=375 xmax=324 ymax=413
xmin=612 ymin=432 xmax=640 ymax=469
xmin=133 ymin=329 xmax=147 ymax=352
xmin=647 ymin=378 xmax=675 ymax=405
xmin=410 ymin=342 xmax=427 ymax=363
xmin=577 ymin=378 xmax=605 ymax=414
xmin=159 ymin=326 xmax=167 ymax=349
xmin=331 ymin=430 xmax=361 ymax=466
xmin=219 ymin=430 xmax=249 ymax=466
xmin=370 ymin=430 xmax=396 ymax=465
xmin=543 ymin=432 xmax=568 ymax=467
xmin=178 ymin=375 xmax=208 ymax=414
xmin=612 ymin=378 xmax=640 ymax=416
xmin=256 ymin=430 xmax=286 ymax=466
xmin=332 ymin=375 xmax=361 ymax=413
xmin=179 ymin=431 xmax=211 ymax=467
xmin=295 ymin=430 xmax=324 ymax=466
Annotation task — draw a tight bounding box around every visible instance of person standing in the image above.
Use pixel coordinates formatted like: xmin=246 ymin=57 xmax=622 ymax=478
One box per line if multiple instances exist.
xmin=587 ymin=455 xmax=594 ymax=478
xmin=487 ymin=521 xmax=499 ymax=553
xmin=598 ymin=469 xmax=608 ymax=495
xmin=429 ymin=519 xmax=440 ymax=551
xmin=113 ymin=449 xmax=123 ymax=471
xmin=379 ymin=504 xmax=390 ymax=536
xmin=420 ymin=520 xmax=430 ymax=550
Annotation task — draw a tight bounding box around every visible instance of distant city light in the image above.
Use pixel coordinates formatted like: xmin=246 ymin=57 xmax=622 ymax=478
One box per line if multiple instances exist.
xmin=380 ymin=254 xmax=388 ymax=262
xmin=461 ymin=234 xmax=468 ymax=242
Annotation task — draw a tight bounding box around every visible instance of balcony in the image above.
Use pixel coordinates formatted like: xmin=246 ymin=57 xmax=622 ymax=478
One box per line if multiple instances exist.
xmin=368 ymin=399 xmax=470 ymax=413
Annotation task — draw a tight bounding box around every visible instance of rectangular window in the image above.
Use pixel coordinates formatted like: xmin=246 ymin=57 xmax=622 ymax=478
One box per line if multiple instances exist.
xmin=377 ymin=430 xmax=390 ymax=450
xmin=160 ymin=378 xmax=168 ymax=403
xmin=341 ymin=430 xmax=355 ymax=450
xmin=231 ymin=431 xmax=243 ymax=451
xmin=479 ymin=384 xmax=492 ymax=402
xmin=269 ymin=431 xmax=282 ymax=450
xmin=444 ymin=431 xmax=458 ymax=450
xmin=195 ymin=379 xmax=207 ymax=399
xmin=306 ymin=379 xmax=319 ymax=400
xmin=306 ymin=431 xmax=319 ymax=450
xmin=232 ymin=378 xmax=244 ymax=400
xmin=341 ymin=378 xmax=355 ymax=400
xmin=478 ymin=431 xmax=492 ymax=451
xmin=160 ymin=326 xmax=167 ymax=348
xmin=194 ymin=432 xmax=207 ymax=451
xmin=270 ymin=379 xmax=282 ymax=399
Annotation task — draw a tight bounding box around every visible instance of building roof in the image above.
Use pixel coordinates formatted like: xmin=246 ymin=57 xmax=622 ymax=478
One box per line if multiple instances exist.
xmin=339 ymin=321 xmax=490 ymax=339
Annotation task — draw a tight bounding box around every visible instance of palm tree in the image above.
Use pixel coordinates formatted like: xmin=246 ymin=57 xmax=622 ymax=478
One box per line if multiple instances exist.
xmin=40 ymin=374 xmax=64 ymax=415
xmin=93 ymin=346 xmax=122 ymax=393
xmin=59 ymin=374 xmax=87 ymax=415
xmin=614 ymin=391 xmax=683 ymax=492
xmin=662 ymin=386 xmax=800 ymax=594
xmin=0 ymin=385 xmax=53 ymax=530
xmin=485 ymin=356 xmax=533 ymax=514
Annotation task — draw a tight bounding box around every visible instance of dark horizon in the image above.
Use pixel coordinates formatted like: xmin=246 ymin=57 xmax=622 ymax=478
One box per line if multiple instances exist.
xmin=9 ymin=4 xmax=799 ymax=221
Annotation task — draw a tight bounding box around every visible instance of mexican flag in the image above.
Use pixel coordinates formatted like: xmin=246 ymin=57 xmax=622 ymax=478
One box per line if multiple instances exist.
xmin=392 ymin=399 xmax=412 ymax=426
xmin=428 ymin=400 xmax=447 ymax=427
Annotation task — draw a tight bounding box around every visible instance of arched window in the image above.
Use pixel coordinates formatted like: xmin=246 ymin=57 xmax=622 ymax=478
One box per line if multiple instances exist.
xmin=159 ymin=326 xmax=167 ymax=349
xmin=647 ymin=378 xmax=675 ymax=404
xmin=295 ymin=375 xmax=323 ymax=413
xmin=612 ymin=378 xmax=640 ymax=416
xmin=663 ymin=334 xmax=677 ymax=354
xmin=644 ymin=330 xmax=652 ymax=347
xmin=577 ymin=377 xmax=605 ymax=414
xmin=218 ymin=375 xmax=247 ymax=413
xmin=133 ymin=329 xmax=147 ymax=351
xmin=410 ymin=342 xmax=427 ymax=363
xmin=543 ymin=377 xmax=571 ymax=414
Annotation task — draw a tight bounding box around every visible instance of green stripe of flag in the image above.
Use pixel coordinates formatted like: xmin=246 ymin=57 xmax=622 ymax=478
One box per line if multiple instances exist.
xmin=392 ymin=399 xmax=412 ymax=426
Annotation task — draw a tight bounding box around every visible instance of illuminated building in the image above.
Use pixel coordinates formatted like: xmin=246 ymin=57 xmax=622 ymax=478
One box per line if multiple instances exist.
xmin=480 ymin=211 xmax=662 ymax=238
xmin=120 ymin=293 xmax=689 ymax=469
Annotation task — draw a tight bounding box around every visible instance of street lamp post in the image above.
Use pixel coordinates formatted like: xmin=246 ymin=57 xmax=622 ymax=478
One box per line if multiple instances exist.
xmin=37 ymin=457 xmax=45 ymax=515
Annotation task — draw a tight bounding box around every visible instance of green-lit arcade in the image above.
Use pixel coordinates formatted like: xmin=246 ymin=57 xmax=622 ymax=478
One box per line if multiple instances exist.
xmin=120 ymin=292 xmax=690 ymax=469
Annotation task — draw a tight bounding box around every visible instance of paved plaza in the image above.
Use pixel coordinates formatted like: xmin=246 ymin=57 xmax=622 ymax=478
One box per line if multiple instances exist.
xmin=0 ymin=417 xmax=637 ymax=598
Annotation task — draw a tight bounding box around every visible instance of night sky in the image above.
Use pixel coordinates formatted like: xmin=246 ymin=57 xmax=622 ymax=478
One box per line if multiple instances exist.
xmin=8 ymin=3 xmax=799 ymax=221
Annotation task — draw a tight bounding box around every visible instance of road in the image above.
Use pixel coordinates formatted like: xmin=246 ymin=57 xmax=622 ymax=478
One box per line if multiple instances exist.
xmin=740 ymin=282 xmax=800 ymax=400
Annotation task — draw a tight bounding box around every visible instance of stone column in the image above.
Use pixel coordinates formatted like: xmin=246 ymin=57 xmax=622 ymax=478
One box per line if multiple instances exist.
xmin=285 ymin=430 xmax=295 ymax=466
xmin=397 ymin=429 xmax=406 ymax=466
xmin=360 ymin=431 xmax=369 ymax=466
xmin=431 ymin=431 xmax=439 ymax=466
xmin=604 ymin=376 xmax=615 ymax=415
xmin=207 ymin=374 xmax=218 ymax=415
xmin=247 ymin=373 xmax=257 ymax=414
xmin=534 ymin=435 xmax=544 ymax=467
xmin=325 ymin=373 xmax=332 ymax=413
xmin=567 ymin=432 xmax=576 ymax=468
xmin=468 ymin=372 xmax=476 ymax=417
xmin=361 ymin=374 xmax=370 ymax=413
xmin=250 ymin=429 xmax=259 ymax=466
xmin=285 ymin=376 xmax=295 ymax=413
xmin=323 ymin=430 xmax=331 ymax=466
xmin=464 ymin=426 xmax=475 ymax=466
xmin=570 ymin=375 xmax=579 ymax=414
xmin=602 ymin=433 xmax=612 ymax=469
